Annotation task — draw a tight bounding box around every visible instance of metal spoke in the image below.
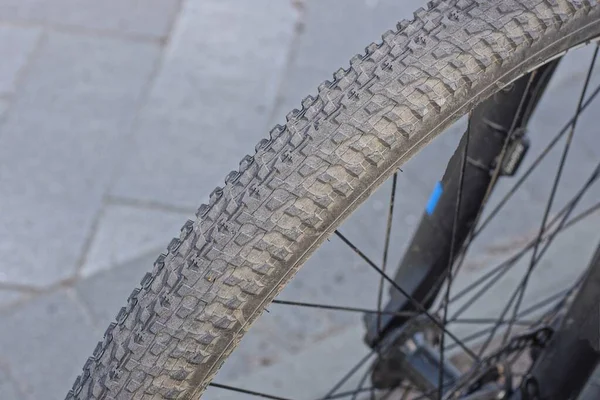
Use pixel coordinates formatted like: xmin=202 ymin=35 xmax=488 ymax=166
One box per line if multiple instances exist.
xmin=334 ymin=208 xmax=592 ymax=394
xmin=399 ymin=380 xmax=458 ymax=400
xmin=324 ymin=59 xmax=599 ymax=400
xmin=502 ymin=44 xmax=599 ymax=346
xmin=209 ymin=383 xmax=293 ymax=400
xmin=447 ymin=223 xmax=564 ymax=327
xmin=474 ymin=185 xmax=596 ymax=358
xmin=480 ymin=69 xmax=539 ymax=213
xmin=472 ymin=81 xmax=600 ymax=238
xmin=271 ymin=299 xmax=418 ymax=317
xmin=567 ymin=200 xmax=600 ymax=226
xmin=376 ymin=384 xmax=420 ymax=400
xmin=446 ymin=200 xmax=598 ymax=352
xmin=350 ymin=369 xmax=371 ymax=400
xmin=379 ymin=388 xmax=400 ymax=400
xmin=322 ymin=385 xmax=382 ymax=400
xmin=439 ymin=113 xmax=471 ymax=399
xmin=377 ymin=172 xmax=398 ymax=334
xmin=319 ymin=336 xmax=416 ymax=399
xmin=334 ymin=230 xmax=479 ymax=361
xmin=211 ymin=193 xmax=598 ymax=400
xmin=530 ymin=163 xmax=600 ymax=267
xmin=398 ymin=387 xmax=417 ymax=400
xmin=451 ymin=318 xmax=534 ymax=326
xmin=324 ymin=381 xmax=411 ymax=400
xmin=319 ymin=347 xmax=409 ymax=400
xmin=429 ymin=82 xmax=600 ymax=319
xmin=439 ymin=281 xmax=584 ymax=398
xmin=427 ymin=75 xmax=600 ymax=325
xmin=474 ymin=82 xmax=600 ymax=237
xmin=476 ymin=287 xmax=520 ymax=358
xmin=445 ymin=279 xmax=581 ymax=352
xmin=448 ymin=170 xmax=600 ymax=323
xmin=496 ymin=169 xmax=595 ymax=350
xmin=320 ymin=349 xmax=376 ymax=399
xmin=432 ymin=71 xmax=542 ymax=316
xmin=319 ymin=313 xmax=421 ymax=400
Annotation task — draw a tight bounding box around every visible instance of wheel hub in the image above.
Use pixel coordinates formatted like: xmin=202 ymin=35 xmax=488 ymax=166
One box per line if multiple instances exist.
xmin=371 ymin=315 xmax=554 ymax=399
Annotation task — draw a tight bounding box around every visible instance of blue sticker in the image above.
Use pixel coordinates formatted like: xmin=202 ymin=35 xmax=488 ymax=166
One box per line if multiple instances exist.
xmin=426 ymin=181 xmax=443 ymax=215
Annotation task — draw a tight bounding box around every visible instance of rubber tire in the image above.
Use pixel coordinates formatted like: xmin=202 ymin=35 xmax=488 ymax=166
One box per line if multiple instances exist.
xmin=67 ymin=1 xmax=600 ymax=399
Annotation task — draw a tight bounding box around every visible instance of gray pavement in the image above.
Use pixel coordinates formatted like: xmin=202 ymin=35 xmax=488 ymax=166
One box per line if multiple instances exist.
xmin=0 ymin=1 xmax=599 ymax=399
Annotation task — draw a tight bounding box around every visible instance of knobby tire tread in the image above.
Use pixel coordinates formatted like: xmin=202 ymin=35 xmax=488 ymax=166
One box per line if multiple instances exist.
xmin=66 ymin=1 xmax=600 ymax=399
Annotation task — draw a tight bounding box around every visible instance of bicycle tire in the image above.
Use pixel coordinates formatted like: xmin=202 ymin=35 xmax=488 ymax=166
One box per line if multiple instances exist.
xmin=66 ymin=1 xmax=600 ymax=399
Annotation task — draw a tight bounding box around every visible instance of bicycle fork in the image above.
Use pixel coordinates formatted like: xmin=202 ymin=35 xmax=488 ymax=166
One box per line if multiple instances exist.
xmin=360 ymin=58 xmax=600 ymax=398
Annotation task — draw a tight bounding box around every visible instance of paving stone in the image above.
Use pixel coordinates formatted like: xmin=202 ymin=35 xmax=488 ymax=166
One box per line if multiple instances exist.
xmin=0 ymin=291 xmax=98 ymax=400
xmin=0 ymin=289 xmax=27 ymax=310
xmin=81 ymin=203 xmax=192 ymax=277
xmin=0 ymin=32 xmax=160 ymax=287
xmin=0 ymin=25 xmax=41 ymax=95
xmin=0 ymin=366 xmax=23 ymax=400
xmin=0 ymin=0 xmax=181 ymax=39
xmin=76 ymin=251 xmax=165 ymax=328
xmin=0 ymin=97 xmax=8 ymax=119
xmin=110 ymin=0 xmax=298 ymax=208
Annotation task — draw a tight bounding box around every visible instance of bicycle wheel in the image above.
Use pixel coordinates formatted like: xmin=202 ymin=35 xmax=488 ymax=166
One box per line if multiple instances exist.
xmin=66 ymin=1 xmax=600 ymax=399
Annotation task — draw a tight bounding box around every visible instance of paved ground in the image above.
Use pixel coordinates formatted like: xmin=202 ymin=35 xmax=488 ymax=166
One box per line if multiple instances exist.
xmin=0 ymin=1 xmax=599 ymax=399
